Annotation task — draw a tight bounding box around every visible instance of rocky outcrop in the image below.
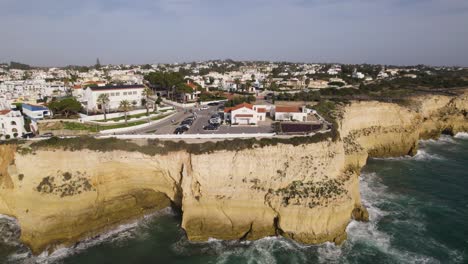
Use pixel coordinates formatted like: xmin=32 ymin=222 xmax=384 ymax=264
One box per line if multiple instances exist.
xmin=0 ymin=91 xmax=466 ymax=255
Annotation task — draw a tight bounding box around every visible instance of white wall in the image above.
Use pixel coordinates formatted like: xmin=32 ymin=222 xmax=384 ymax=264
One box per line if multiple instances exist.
xmin=84 ymin=87 xmax=144 ymax=111
xmin=0 ymin=111 xmax=26 ymax=139
xmin=275 ymin=112 xmax=307 ymax=122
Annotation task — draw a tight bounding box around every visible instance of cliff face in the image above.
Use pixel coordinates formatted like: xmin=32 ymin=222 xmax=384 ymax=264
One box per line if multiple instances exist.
xmin=0 ymin=91 xmax=466 ymax=255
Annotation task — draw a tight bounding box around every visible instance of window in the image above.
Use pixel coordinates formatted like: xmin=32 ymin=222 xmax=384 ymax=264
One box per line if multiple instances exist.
xmin=12 ymin=128 xmax=18 ymax=132
xmin=11 ymin=121 xmax=16 ymax=126
xmin=116 ymin=92 xmax=120 ymax=96
xmin=111 ymin=93 xmax=115 ymax=96
xmin=133 ymin=91 xmax=137 ymax=95
xmin=123 ymin=92 xmax=127 ymax=95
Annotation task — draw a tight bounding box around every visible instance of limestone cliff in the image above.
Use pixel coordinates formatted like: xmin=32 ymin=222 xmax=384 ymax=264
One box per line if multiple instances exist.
xmin=0 ymin=91 xmax=466 ymax=255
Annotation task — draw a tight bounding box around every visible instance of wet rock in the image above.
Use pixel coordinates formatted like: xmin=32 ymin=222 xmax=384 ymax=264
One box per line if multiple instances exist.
xmin=352 ymin=205 xmax=369 ymax=222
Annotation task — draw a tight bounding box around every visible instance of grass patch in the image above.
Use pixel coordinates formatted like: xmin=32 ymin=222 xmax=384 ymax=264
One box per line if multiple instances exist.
xmin=62 ymin=113 xmax=173 ymax=132
xmin=63 ymin=122 xmax=99 ymax=132
xmin=95 ymin=112 xmax=152 ymax=122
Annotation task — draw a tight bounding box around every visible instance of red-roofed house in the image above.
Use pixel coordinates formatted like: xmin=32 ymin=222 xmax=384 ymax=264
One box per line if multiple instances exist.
xmin=273 ymin=105 xmax=308 ymax=121
xmin=179 ymin=81 xmax=202 ymax=103
xmin=224 ymin=103 xmax=267 ymax=125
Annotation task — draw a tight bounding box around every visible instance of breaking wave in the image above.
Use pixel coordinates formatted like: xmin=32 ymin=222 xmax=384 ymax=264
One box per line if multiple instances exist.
xmin=420 ymin=134 xmax=458 ymax=145
xmin=373 ymin=149 xmax=445 ymax=161
xmin=454 ymin=132 xmax=468 ymax=139
xmin=6 ymin=207 xmax=174 ymax=264
xmin=346 ymin=173 xmax=439 ymax=264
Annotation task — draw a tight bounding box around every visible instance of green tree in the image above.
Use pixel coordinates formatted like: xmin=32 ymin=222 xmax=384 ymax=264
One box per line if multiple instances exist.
xmin=141 ymin=64 xmax=152 ymax=70
xmin=48 ymin=98 xmax=82 ymax=118
xmin=141 ymin=87 xmax=154 ymax=116
xmin=119 ymin=100 xmax=132 ymax=124
xmin=10 ymin=61 xmax=31 ymax=70
xmin=97 ymin=94 xmax=110 ymax=121
xmin=144 ymin=71 xmax=185 ymax=101
xmin=234 ymin=78 xmax=241 ymax=91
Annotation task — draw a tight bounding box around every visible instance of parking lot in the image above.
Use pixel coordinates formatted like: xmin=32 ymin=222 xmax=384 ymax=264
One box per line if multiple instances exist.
xmin=173 ymin=104 xmax=274 ymax=135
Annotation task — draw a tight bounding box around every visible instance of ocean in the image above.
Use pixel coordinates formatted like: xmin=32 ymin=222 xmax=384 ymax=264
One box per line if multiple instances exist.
xmin=1 ymin=133 xmax=467 ymax=264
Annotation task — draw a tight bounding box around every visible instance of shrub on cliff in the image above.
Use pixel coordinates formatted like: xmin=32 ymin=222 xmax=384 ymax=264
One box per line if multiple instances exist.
xmin=29 ymin=132 xmax=337 ymax=156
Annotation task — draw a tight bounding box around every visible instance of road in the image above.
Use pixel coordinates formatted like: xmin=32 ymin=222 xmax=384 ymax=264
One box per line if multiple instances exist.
xmin=113 ymin=108 xmax=188 ymax=135
xmin=114 ymin=102 xmax=274 ymax=135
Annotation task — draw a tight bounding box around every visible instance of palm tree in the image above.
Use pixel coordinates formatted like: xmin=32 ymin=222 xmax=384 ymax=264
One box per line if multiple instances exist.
xmin=97 ymin=94 xmax=110 ymax=121
xmin=141 ymin=87 xmax=154 ymax=116
xmin=245 ymin=80 xmax=252 ymax=93
xmin=234 ymin=78 xmax=241 ymax=92
xmin=119 ymin=100 xmax=131 ymax=125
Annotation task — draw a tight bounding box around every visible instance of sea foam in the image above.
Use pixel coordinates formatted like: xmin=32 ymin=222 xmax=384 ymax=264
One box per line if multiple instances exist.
xmin=7 ymin=207 xmax=174 ymax=264
xmin=454 ymin=132 xmax=468 ymax=139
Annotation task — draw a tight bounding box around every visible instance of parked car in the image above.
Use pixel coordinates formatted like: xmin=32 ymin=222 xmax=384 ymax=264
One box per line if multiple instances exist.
xmin=203 ymin=124 xmax=219 ymax=130
xmin=200 ymin=105 xmax=209 ymax=110
xmin=181 ymin=119 xmax=193 ymax=126
xmin=40 ymin=132 xmax=54 ymax=138
xmin=180 ymin=124 xmax=190 ymax=130
xmin=209 ymin=117 xmax=221 ymax=125
xmin=174 ymin=125 xmax=189 ymax=134
xmin=22 ymin=132 xmax=35 ymax=139
xmin=207 ymin=102 xmax=219 ymax=106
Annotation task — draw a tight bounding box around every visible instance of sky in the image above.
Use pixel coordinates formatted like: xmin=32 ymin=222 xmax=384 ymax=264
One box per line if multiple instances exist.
xmin=0 ymin=0 xmax=467 ymax=67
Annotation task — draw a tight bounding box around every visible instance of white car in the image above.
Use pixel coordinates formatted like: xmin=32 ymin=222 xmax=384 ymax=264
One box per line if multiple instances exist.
xmin=200 ymin=105 xmax=209 ymax=110
xmin=209 ymin=117 xmax=221 ymax=125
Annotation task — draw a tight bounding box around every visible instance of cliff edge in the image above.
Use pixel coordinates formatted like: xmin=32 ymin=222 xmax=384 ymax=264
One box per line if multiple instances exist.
xmin=0 ymin=91 xmax=467 ymax=255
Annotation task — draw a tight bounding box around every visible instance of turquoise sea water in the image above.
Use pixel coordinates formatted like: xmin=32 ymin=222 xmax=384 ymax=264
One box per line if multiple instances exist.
xmin=1 ymin=133 xmax=467 ymax=264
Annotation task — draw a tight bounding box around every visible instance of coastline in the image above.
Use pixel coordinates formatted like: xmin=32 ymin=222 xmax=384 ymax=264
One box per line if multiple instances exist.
xmin=0 ymin=91 xmax=467 ymax=256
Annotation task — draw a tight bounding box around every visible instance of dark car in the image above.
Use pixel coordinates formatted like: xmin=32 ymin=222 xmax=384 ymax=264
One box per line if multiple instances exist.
xmin=203 ymin=124 xmax=219 ymax=130
xmin=40 ymin=132 xmax=54 ymax=138
xmin=22 ymin=132 xmax=35 ymax=139
xmin=207 ymin=102 xmax=219 ymax=106
xmin=181 ymin=119 xmax=193 ymax=126
xmin=174 ymin=126 xmax=189 ymax=134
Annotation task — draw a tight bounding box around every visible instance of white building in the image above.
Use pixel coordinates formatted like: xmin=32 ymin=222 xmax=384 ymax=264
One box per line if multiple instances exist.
xmin=22 ymin=103 xmax=52 ymax=121
xmin=352 ymin=70 xmax=365 ymax=79
xmin=272 ymin=106 xmax=308 ymax=122
xmin=83 ymin=85 xmax=145 ymax=112
xmin=224 ymin=103 xmax=267 ymax=125
xmin=0 ymin=110 xmax=26 ymax=139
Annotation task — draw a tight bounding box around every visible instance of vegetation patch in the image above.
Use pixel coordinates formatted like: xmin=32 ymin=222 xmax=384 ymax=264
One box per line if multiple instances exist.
xmin=36 ymin=171 xmax=95 ymax=197
xmin=273 ymin=179 xmax=346 ymax=208
xmin=59 ymin=113 xmax=173 ymax=132
xmin=30 ymin=130 xmax=337 ymax=156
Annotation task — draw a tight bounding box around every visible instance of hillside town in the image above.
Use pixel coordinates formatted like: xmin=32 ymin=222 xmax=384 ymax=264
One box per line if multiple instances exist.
xmin=0 ymin=60 xmax=467 ymax=140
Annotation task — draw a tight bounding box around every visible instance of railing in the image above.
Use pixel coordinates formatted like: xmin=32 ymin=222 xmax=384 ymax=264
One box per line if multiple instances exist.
xmin=98 ymin=132 xmax=276 ymax=139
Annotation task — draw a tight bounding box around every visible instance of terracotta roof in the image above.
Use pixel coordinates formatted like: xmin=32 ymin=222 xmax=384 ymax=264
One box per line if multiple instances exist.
xmin=187 ymin=82 xmax=197 ymax=89
xmin=235 ymin=114 xmax=253 ymax=118
xmin=224 ymin=102 xmax=253 ymax=113
xmin=276 ymin=106 xmax=302 ymax=113
xmin=73 ymin=85 xmax=82 ymax=89
xmin=256 ymin=108 xmax=266 ymax=113
xmin=0 ymin=110 xmax=11 ymax=115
